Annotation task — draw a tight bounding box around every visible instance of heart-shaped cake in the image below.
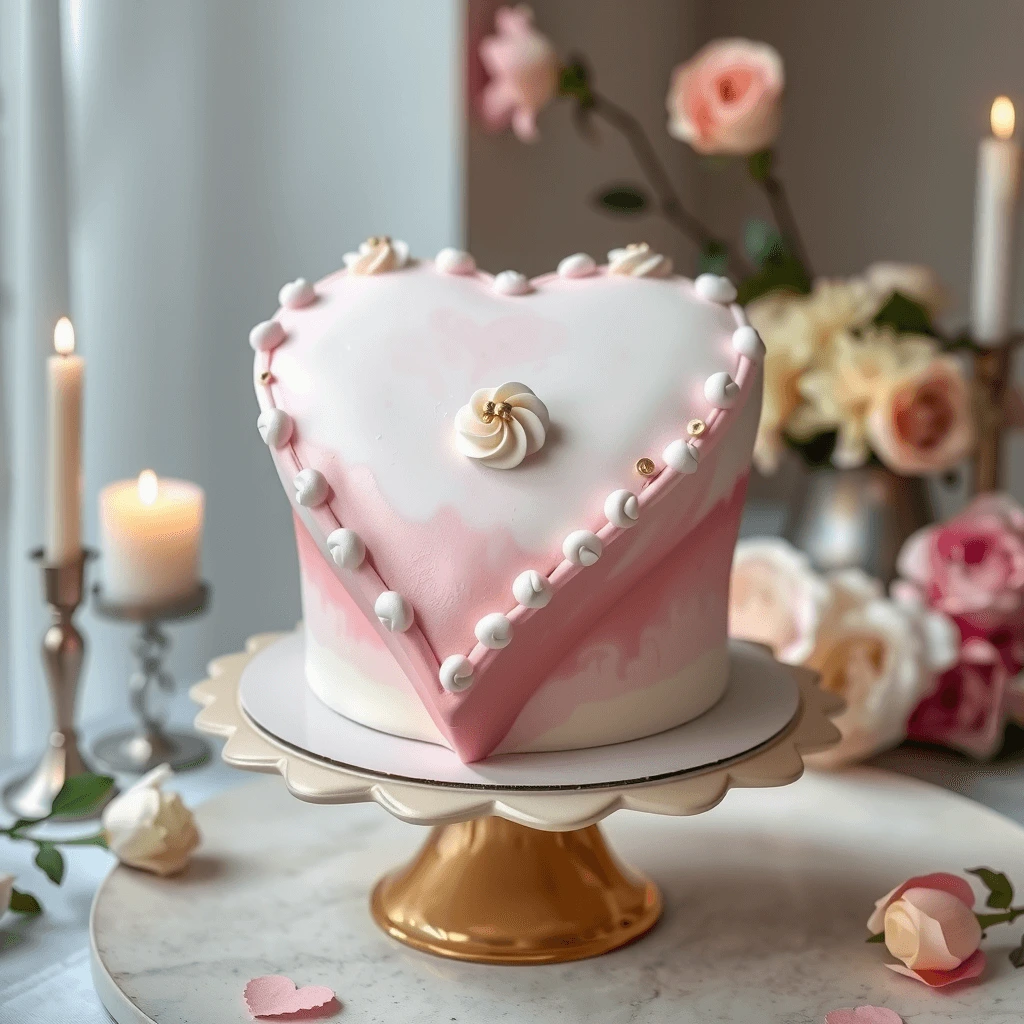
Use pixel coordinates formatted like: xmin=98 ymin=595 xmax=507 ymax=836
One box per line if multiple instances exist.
xmin=252 ymin=239 xmax=763 ymax=762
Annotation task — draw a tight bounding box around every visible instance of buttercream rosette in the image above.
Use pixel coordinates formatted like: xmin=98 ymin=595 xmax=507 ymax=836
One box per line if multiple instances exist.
xmin=455 ymin=382 xmax=549 ymax=469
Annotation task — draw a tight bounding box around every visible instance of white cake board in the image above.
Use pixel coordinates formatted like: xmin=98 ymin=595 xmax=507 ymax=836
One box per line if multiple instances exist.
xmin=91 ymin=771 xmax=1024 ymax=1023
xmin=237 ymin=631 xmax=802 ymax=788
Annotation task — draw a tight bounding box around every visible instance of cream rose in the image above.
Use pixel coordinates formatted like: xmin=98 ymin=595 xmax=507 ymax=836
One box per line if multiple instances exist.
xmin=667 ymin=38 xmax=784 ymax=156
xmin=102 ymin=764 xmax=201 ymax=876
xmin=867 ymin=354 xmax=975 ymax=475
xmin=863 ymin=262 xmax=950 ymax=319
xmin=885 ymin=887 xmax=982 ymax=971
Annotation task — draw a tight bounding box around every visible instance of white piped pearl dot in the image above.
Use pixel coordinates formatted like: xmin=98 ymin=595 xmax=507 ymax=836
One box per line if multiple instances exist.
xmin=257 ymin=408 xmax=293 ymax=448
xmin=663 ymin=439 xmax=699 ymax=475
xmin=512 ymin=570 xmax=553 ymax=609
xmin=440 ymin=654 xmax=474 ymax=693
xmin=694 ymin=274 xmax=738 ymax=304
xmin=475 ymin=612 xmax=513 ymax=650
xmin=435 ymin=247 xmax=477 ymax=275
xmin=704 ymin=371 xmax=740 ymax=409
xmin=375 ymin=591 xmax=413 ymax=633
xmin=563 ymin=530 xmax=603 ymax=566
xmin=604 ymin=489 xmax=639 ymax=529
xmin=493 ymin=270 xmax=532 ymax=296
xmin=249 ymin=320 xmax=285 ymax=352
xmin=293 ymin=468 xmax=328 ymax=506
xmin=557 ymin=253 xmax=597 ymax=278
xmin=326 ymin=528 xmax=365 ymax=570
xmin=732 ymin=325 xmax=764 ymax=361
xmin=279 ymin=278 xmax=316 ymax=309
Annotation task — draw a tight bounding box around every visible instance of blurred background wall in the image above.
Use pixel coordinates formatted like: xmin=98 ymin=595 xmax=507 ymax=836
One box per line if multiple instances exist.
xmin=2 ymin=0 xmax=1024 ymax=755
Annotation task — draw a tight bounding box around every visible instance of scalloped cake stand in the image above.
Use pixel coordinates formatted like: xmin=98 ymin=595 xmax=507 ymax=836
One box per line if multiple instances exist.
xmin=183 ymin=631 xmax=841 ymax=966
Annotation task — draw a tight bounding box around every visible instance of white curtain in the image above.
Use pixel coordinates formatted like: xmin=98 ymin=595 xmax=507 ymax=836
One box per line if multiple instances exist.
xmin=0 ymin=0 xmax=464 ymax=755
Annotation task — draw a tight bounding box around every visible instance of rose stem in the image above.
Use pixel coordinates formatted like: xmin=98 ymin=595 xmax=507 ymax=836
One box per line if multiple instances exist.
xmin=587 ymin=90 xmax=756 ymax=277
xmin=758 ymin=168 xmax=814 ymax=279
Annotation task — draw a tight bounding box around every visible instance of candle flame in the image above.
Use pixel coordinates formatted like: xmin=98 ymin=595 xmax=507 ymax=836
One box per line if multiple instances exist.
xmin=992 ymin=96 xmax=1015 ymax=140
xmin=53 ymin=316 xmax=75 ymax=355
xmin=138 ymin=469 xmax=158 ymax=506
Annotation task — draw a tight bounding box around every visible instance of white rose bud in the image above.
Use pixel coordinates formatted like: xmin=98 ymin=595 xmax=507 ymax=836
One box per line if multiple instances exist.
xmin=102 ymin=764 xmax=200 ymax=876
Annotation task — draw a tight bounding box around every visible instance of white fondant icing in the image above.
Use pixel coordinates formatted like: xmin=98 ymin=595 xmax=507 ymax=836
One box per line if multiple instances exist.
xmin=704 ymin=371 xmax=740 ymax=409
xmin=732 ymin=325 xmax=764 ymax=361
xmin=604 ymin=489 xmax=639 ymax=529
xmin=557 ymin=253 xmax=597 ymax=278
xmin=663 ymin=439 xmax=700 ymax=475
xmin=475 ymin=612 xmax=513 ymax=650
xmin=326 ymin=528 xmax=366 ymax=570
xmin=694 ymin=274 xmax=738 ymax=304
xmin=439 ymin=654 xmax=474 ymax=693
xmin=454 ymin=382 xmax=549 ymax=469
xmin=278 ymin=278 xmax=316 ymax=309
xmin=257 ymin=408 xmax=293 ymax=448
xmin=374 ymin=590 xmax=413 ymax=632
xmin=492 ymin=270 xmax=532 ymax=295
xmin=343 ymin=238 xmax=410 ymax=275
xmin=293 ymin=468 xmax=328 ymax=506
xmin=563 ymin=529 xmax=602 ymax=566
xmin=607 ymin=244 xmax=672 ymax=278
xmin=249 ymin=319 xmax=285 ymax=352
xmin=434 ymin=247 xmax=476 ymax=275
xmin=512 ymin=569 xmax=553 ymax=609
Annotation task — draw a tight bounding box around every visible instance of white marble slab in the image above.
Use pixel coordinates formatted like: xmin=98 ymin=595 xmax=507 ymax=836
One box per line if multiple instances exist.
xmin=91 ymin=769 xmax=1024 ymax=1023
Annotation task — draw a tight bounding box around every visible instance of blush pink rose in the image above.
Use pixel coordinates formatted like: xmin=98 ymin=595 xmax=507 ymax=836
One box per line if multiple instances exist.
xmin=867 ymin=355 xmax=975 ymax=475
xmin=479 ymin=6 xmax=559 ymax=143
xmin=867 ymin=873 xmax=985 ymax=988
xmin=666 ymin=38 xmax=784 ymax=156
xmin=897 ymin=494 xmax=1024 ymax=626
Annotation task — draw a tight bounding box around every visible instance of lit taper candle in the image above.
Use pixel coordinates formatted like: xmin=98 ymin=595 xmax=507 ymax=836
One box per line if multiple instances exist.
xmin=45 ymin=316 xmax=83 ymax=564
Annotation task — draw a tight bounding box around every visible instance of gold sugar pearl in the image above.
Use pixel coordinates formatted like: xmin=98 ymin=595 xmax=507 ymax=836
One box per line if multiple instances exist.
xmin=259 ymin=370 xmax=273 ymax=385
xmin=636 ymin=457 xmax=656 ymax=477
xmin=687 ymin=418 xmax=707 ymax=438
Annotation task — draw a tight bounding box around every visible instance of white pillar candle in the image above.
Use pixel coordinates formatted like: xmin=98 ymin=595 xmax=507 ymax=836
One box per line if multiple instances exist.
xmin=45 ymin=316 xmax=83 ymax=564
xmin=971 ymin=96 xmax=1022 ymax=346
xmin=99 ymin=470 xmax=204 ymax=607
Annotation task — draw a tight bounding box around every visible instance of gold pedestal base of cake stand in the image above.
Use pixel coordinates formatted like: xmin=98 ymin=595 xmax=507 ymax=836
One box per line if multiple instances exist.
xmin=192 ymin=632 xmax=841 ymax=966
xmin=371 ymin=816 xmax=660 ymax=964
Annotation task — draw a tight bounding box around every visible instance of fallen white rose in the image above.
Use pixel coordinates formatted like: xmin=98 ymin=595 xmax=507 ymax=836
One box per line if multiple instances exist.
xmin=102 ymin=764 xmax=200 ymax=876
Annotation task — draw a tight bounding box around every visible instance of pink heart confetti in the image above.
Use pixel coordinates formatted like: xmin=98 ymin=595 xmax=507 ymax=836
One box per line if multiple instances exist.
xmin=243 ymin=975 xmax=337 ymax=1019
xmin=825 ymin=1008 xmax=903 ymax=1024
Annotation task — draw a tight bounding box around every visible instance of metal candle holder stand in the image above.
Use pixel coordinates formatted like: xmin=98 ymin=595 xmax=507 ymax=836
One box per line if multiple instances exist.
xmin=90 ymin=582 xmax=212 ymax=775
xmin=2 ymin=548 xmax=115 ymax=821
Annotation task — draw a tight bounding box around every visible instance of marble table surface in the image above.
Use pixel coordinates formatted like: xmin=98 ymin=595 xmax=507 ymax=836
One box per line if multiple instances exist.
xmin=3 ymin=695 xmax=1024 ymax=1023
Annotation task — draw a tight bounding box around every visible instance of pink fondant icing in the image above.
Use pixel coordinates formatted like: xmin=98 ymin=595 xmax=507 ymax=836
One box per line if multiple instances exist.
xmin=254 ymin=256 xmax=761 ymax=760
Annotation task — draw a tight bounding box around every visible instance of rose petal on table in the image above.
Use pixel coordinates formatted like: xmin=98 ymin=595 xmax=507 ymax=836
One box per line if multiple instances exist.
xmin=243 ymin=975 xmax=337 ymax=1018
xmin=885 ymin=948 xmax=986 ymax=988
xmin=825 ymin=1007 xmax=904 ymax=1024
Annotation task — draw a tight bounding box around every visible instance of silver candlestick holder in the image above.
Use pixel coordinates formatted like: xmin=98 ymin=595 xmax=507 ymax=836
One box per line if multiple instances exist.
xmin=90 ymin=582 xmax=212 ymax=775
xmin=2 ymin=548 xmax=115 ymax=822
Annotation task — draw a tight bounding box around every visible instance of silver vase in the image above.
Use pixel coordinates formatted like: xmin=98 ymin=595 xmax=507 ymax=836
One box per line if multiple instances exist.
xmin=784 ymin=466 xmax=933 ymax=585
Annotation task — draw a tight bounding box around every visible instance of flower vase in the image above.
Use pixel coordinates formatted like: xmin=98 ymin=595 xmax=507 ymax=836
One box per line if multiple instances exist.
xmin=784 ymin=466 xmax=933 ymax=585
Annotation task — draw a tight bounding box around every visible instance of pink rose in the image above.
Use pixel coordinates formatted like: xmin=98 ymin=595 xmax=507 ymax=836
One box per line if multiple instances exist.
xmin=666 ymin=38 xmax=784 ymax=156
xmin=897 ymin=494 xmax=1024 ymax=626
xmin=479 ymin=6 xmax=559 ymax=143
xmin=867 ymin=873 xmax=985 ymax=988
xmin=866 ymin=355 xmax=975 ymax=475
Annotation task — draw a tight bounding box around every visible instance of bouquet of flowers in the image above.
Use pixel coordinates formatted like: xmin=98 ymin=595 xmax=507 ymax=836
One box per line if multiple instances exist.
xmin=478 ymin=7 xmax=978 ymax=481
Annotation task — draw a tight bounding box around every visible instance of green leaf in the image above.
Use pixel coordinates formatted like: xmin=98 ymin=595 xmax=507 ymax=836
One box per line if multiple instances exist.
xmin=49 ymin=773 xmax=115 ymax=819
xmin=747 ymin=149 xmax=774 ymax=182
xmin=558 ymin=59 xmax=594 ymax=108
xmin=9 ymin=888 xmax=42 ymax=915
xmin=736 ymin=246 xmax=811 ymax=305
xmin=743 ymin=218 xmax=781 ymax=267
xmin=968 ymin=867 xmax=1015 ymax=909
xmin=866 ymin=931 xmax=886 ymax=944
xmin=698 ymin=241 xmax=729 ymax=276
xmin=976 ymin=911 xmax=1013 ymax=929
xmin=872 ymin=291 xmax=934 ymax=336
xmin=34 ymin=842 xmax=65 ymax=885
xmin=595 ymin=185 xmax=648 ymax=213
xmin=1010 ymin=933 xmax=1024 ymax=968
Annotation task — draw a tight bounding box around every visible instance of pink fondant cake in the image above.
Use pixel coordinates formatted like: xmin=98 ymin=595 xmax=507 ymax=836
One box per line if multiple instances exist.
xmin=252 ymin=239 xmax=763 ymax=763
